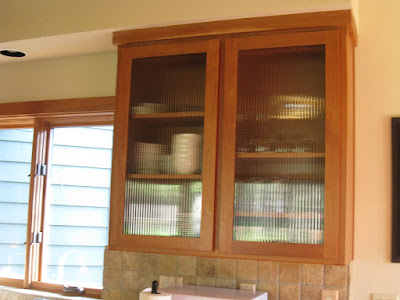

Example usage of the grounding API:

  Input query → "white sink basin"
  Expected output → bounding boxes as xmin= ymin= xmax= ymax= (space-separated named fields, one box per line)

xmin=160 ymin=285 xmax=268 ymax=300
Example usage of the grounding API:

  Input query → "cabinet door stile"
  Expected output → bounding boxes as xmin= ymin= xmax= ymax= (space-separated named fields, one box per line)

xmin=219 ymin=38 xmax=240 ymax=253
xmin=199 ymin=39 xmax=220 ymax=250
xmin=109 ymin=49 xmax=133 ymax=247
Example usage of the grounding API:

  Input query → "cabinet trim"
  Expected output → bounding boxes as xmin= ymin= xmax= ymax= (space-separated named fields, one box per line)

xmin=113 ymin=10 xmax=357 ymax=46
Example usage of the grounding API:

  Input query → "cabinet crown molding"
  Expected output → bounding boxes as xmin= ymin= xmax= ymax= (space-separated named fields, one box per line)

xmin=113 ymin=9 xmax=357 ymax=46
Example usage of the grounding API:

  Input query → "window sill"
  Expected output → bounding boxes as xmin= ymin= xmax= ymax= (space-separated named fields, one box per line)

xmin=0 ymin=285 xmax=100 ymax=300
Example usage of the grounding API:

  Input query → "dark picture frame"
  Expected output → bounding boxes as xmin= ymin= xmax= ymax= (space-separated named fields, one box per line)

xmin=392 ymin=118 xmax=400 ymax=262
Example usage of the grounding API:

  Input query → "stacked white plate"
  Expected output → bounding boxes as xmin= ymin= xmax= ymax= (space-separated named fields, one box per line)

xmin=172 ymin=134 xmax=202 ymax=174
xmin=133 ymin=142 xmax=165 ymax=174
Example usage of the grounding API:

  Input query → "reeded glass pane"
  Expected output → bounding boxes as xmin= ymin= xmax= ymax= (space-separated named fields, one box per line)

xmin=124 ymin=53 xmax=206 ymax=238
xmin=42 ymin=126 xmax=113 ymax=287
xmin=234 ymin=161 xmax=324 ymax=244
xmin=125 ymin=180 xmax=202 ymax=237
xmin=130 ymin=53 xmax=206 ymax=113
xmin=0 ymin=128 xmax=33 ymax=279
xmin=234 ymin=45 xmax=325 ymax=244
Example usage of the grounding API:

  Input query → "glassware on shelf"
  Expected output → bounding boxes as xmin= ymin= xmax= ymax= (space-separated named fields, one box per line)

xmin=235 ymin=96 xmax=325 ymax=154
xmin=266 ymin=95 xmax=325 ymax=120
xmin=236 ymin=135 xmax=322 ymax=154
xmin=233 ymin=178 xmax=324 ymax=244
xmin=124 ymin=180 xmax=202 ymax=237
xmin=235 ymin=45 xmax=326 ymax=155
xmin=131 ymin=103 xmax=205 ymax=115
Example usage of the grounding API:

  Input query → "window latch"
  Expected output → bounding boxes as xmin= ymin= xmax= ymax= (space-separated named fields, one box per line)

xmin=63 ymin=285 xmax=85 ymax=295
xmin=35 ymin=164 xmax=47 ymax=177
xmin=31 ymin=231 xmax=43 ymax=244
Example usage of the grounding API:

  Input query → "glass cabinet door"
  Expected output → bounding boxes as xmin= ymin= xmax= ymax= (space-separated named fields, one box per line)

xmin=126 ymin=53 xmax=206 ymax=239
xmin=234 ymin=45 xmax=325 ymax=244
xmin=220 ymin=31 xmax=340 ymax=258
xmin=110 ymin=40 xmax=219 ymax=251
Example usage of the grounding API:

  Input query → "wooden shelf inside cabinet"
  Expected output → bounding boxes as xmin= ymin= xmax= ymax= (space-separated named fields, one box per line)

xmin=235 ymin=174 xmax=325 ymax=181
xmin=237 ymin=116 xmax=325 ymax=122
xmin=235 ymin=211 xmax=323 ymax=219
xmin=127 ymin=174 xmax=202 ymax=180
xmin=131 ymin=111 xmax=205 ymax=125
xmin=236 ymin=152 xmax=325 ymax=159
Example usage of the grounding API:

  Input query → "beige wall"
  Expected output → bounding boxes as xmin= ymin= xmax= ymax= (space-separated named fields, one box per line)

xmin=0 ymin=52 xmax=117 ymax=103
xmin=7 ymin=0 xmax=400 ymax=299
xmin=0 ymin=0 xmax=351 ymax=43
xmin=351 ymin=0 xmax=400 ymax=299
xmin=350 ymin=0 xmax=359 ymax=28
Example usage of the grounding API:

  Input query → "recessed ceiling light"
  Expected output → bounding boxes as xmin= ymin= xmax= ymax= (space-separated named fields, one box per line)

xmin=0 ymin=50 xmax=26 ymax=58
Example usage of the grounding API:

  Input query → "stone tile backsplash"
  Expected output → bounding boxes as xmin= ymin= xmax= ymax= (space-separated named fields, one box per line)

xmin=103 ymin=250 xmax=349 ymax=300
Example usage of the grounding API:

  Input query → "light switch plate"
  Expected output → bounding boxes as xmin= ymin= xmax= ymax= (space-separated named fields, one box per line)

xmin=372 ymin=294 xmax=399 ymax=300
xmin=322 ymin=289 xmax=339 ymax=300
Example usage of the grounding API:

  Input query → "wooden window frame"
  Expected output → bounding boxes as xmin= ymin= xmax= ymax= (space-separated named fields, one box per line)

xmin=0 ymin=96 xmax=114 ymax=299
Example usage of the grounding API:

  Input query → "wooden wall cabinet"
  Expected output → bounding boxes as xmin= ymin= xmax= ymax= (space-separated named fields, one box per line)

xmin=109 ymin=10 xmax=356 ymax=264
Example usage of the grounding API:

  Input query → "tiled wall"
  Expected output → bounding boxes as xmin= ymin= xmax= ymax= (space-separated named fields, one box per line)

xmin=102 ymin=250 xmax=349 ymax=300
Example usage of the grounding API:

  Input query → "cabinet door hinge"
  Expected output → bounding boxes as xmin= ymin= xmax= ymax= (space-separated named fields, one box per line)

xmin=31 ymin=232 xmax=43 ymax=244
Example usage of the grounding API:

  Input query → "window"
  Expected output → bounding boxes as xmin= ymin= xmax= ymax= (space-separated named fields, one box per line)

xmin=42 ymin=126 xmax=113 ymax=287
xmin=0 ymin=128 xmax=34 ymax=279
xmin=0 ymin=97 xmax=114 ymax=297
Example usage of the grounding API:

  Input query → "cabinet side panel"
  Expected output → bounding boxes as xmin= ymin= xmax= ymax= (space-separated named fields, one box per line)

xmin=333 ymin=29 xmax=355 ymax=265
xmin=343 ymin=30 xmax=355 ymax=264
xmin=323 ymin=30 xmax=341 ymax=260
